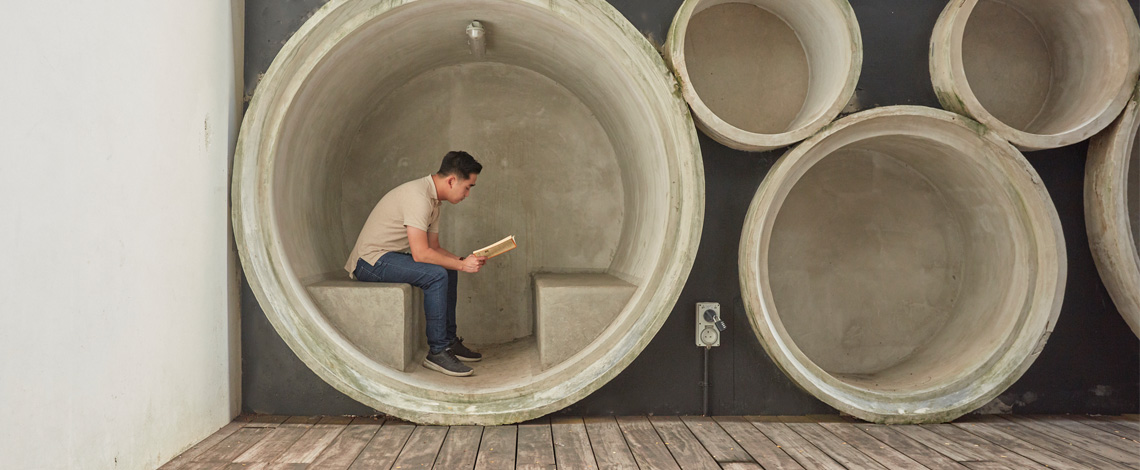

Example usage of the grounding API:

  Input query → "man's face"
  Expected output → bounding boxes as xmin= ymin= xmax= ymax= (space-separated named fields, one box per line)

xmin=448 ymin=173 xmax=477 ymax=204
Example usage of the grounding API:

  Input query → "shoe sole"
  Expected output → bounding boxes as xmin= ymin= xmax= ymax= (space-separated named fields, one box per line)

xmin=422 ymin=359 xmax=473 ymax=377
xmin=456 ymin=355 xmax=482 ymax=362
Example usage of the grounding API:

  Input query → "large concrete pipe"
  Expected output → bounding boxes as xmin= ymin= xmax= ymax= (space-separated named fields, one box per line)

xmin=739 ymin=106 xmax=1066 ymax=423
xmin=1086 ymin=88 xmax=1140 ymax=337
xmin=930 ymin=0 xmax=1140 ymax=151
xmin=665 ymin=0 xmax=862 ymax=152
xmin=233 ymin=0 xmax=704 ymax=425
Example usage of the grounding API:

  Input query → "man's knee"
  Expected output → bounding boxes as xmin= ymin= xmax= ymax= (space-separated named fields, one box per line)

xmin=423 ymin=265 xmax=450 ymax=287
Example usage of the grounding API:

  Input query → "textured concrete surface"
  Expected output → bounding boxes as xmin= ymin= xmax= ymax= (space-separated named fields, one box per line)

xmin=233 ymin=0 xmax=703 ymax=424
xmin=740 ymin=106 xmax=1066 ymax=423
xmin=931 ymin=0 xmax=1140 ymax=150
xmin=1086 ymin=91 xmax=1140 ymax=337
xmin=241 ymin=0 xmax=1140 ymax=420
xmin=307 ymin=280 xmax=426 ymax=371
xmin=341 ymin=63 xmax=623 ymax=344
xmin=534 ymin=274 xmax=637 ymax=369
xmin=666 ymin=0 xmax=862 ymax=151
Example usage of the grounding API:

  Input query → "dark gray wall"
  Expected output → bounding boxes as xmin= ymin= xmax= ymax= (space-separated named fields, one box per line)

xmin=241 ymin=0 xmax=1140 ymax=417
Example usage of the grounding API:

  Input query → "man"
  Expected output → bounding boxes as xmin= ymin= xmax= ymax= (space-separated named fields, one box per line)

xmin=345 ymin=151 xmax=486 ymax=377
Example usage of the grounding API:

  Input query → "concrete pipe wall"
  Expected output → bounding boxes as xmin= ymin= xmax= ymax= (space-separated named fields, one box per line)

xmin=931 ymin=0 xmax=1140 ymax=151
xmin=665 ymin=0 xmax=862 ymax=152
xmin=1086 ymin=88 xmax=1140 ymax=337
xmin=739 ymin=106 xmax=1066 ymax=424
xmin=233 ymin=0 xmax=703 ymax=424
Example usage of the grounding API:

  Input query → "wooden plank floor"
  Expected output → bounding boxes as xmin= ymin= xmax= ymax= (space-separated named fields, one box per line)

xmin=160 ymin=414 xmax=1140 ymax=470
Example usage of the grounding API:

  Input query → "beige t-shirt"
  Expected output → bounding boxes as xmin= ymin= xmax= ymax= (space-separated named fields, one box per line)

xmin=344 ymin=175 xmax=441 ymax=275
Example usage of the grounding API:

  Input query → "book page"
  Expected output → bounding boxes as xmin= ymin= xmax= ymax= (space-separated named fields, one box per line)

xmin=473 ymin=235 xmax=517 ymax=259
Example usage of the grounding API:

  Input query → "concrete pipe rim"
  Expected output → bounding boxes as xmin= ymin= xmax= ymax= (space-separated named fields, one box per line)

xmin=738 ymin=106 xmax=1066 ymax=423
xmin=930 ymin=0 xmax=1140 ymax=151
xmin=1085 ymin=90 xmax=1140 ymax=337
xmin=233 ymin=0 xmax=704 ymax=425
xmin=665 ymin=0 xmax=862 ymax=152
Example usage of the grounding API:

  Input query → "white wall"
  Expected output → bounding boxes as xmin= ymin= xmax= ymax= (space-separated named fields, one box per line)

xmin=0 ymin=1 xmax=243 ymax=469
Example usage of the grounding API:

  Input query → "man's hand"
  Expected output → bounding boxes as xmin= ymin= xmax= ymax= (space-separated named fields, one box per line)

xmin=459 ymin=255 xmax=487 ymax=273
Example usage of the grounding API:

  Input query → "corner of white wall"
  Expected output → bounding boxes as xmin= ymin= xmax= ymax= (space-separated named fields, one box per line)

xmin=0 ymin=1 xmax=244 ymax=468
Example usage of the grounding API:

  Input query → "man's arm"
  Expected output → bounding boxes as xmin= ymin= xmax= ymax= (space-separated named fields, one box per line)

xmin=428 ymin=232 xmax=461 ymax=261
xmin=408 ymin=226 xmax=484 ymax=272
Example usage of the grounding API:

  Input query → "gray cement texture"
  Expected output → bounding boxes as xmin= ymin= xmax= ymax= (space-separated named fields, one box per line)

xmin=240 ymin=0 xmax=1140 ymax=419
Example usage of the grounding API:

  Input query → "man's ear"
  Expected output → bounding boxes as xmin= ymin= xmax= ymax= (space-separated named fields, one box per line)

xmin=446 ymin=174 xmax=457 ymax=188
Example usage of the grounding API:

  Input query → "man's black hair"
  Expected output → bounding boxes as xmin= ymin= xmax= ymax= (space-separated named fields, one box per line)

xmin=437 ymin=151 xmax=482 ymax=179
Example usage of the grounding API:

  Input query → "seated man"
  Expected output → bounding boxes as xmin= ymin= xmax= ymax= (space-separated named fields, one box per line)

xmin=344 ymin=151 xmax=487 ymax=377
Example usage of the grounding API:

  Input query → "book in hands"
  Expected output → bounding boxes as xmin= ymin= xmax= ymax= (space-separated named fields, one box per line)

xmin=473 ymin=235 xmax=517 ymax=259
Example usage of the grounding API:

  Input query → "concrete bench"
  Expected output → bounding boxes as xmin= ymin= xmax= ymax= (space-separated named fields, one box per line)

xmin=306 ymin=279 xmax=426 ymax=372
xmin=534 ymin=273 xmax=637 ymax=369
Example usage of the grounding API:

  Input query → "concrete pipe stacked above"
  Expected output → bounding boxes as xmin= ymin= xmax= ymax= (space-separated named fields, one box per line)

xmin=739 ymin=106 xmax=1067 ymax=424
xmin=1086 ymin=89 xmax=1140 ymax=337
xmin=665 ymin=0 xmax=862 ymax=152
xmin=233 ymin=0 xmax=704 ymax=425
xmin=931 ymin=0 xmax=1140 ymax=151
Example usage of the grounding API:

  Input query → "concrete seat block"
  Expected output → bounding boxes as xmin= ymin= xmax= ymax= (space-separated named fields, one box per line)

xmin=534 ymin=273 xmax=636 ymax=370
xmin=307 ymin=280 xmax=426 ymax=372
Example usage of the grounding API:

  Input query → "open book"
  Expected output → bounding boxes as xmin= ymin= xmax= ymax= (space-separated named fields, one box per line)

xmin=473 ymin=235 xmax=517 ymax=259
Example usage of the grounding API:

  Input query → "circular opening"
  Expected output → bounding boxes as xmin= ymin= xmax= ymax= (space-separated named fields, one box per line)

xmin=770 ymin=134 xmax=1020 ymax=393
xmin=740 ymin=107 xmax=1065 ymax=423
xmin=933 ymin=0 xmax=1140 ymax=149
xmin=236 ymin=0 xmax=702 ymax=424
xmin=668 ymin=0 xmax=861 ymax=150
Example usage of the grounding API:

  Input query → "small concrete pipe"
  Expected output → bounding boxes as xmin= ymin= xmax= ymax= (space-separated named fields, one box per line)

xmin=233 ymin=0 xmax=703 ymax=425
xmin=930 ymin=0 xmax=1140 ymax=151
xmin=665 ymin=0 xmax=862 ymax=152
xmin=739 ymin=106 xmax=1066 ymax=424
xmin=1086 ymin=87 xmax=1140 ymax=337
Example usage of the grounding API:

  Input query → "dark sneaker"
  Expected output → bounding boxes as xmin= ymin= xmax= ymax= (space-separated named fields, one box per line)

xmin=449 ymin=337 xmax=482 ymax=362
xmin=423 ymin=349 xmax=473 ymax=377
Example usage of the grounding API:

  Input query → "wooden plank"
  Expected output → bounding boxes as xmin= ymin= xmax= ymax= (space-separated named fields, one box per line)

xmin=582 ymin=416 xmax=638 ymax=470
xmin=817 ymin=422 xmax=929 ymax=469
xmin=234 ymin=424 xmax=311 ymax=463
xmin=245 ymin=415 xmax=291 ymax=428
xmin=1077 ymin=416 xmax=1140 ymax=441
xmin=551 ymin=417 xmax=598 ymax=469
xmin=192 ymin=427 xmax=274 ymax=463
xmin=1003 ymin=415 xmax=1140 ymax=464
xmin=473 ymin=425 xmax=516 ymax=470
xmin=784 ymin=422 xmax=889 ymax=469
xmin=178 ymin=463 xmax=227 ymax=470
xmin=1100 ymin=415 xmax=1140 ymax=432
xmin=516 ymin=420 xmax=556 ymax=470
xmin=223 ymin=464 xmax=307 ymax=470
xmin=307 ymin=418 xmax=384 ymax=469
xmin=650 ymin=416 xmax=720 ymax=470
xmin=617 ymin=416 xmax=681 ymax=470
xmin=433 ymin=425 xmax=483 ymax=469
xmin=284 ymin=416 xmax=324 ymax=425
xmin=680 ymin=416 xmax=753 ymax=464
xmin=276 ymin=417 xmax=349 ymax=463
xmin=958 ymin=416 xmax=1131 ymax=470
xmin=720 ymin=464 xmax=764 ymax=470
xmin=899 ymin=424 xmax=1042 ymax=468
xmin=948 ymin=421 xmax=1088 ymax=470
xmin=713 ymin=417 xmax=803 ymax=470
xmin=961 ymin=462 xmax=1014 ymax=470
xmin=160 ymin=421 xmax=246 ymax=469
xmin=1029 ymin=415 xmax=1140 ymax=455
xmin=854 ymin=424 xmax=969 ymax=470
xmin=348 ymin=421 xmax=415 ymax=470
xmin=389 ymin=426 xmax=448 ymax=469
xmin=750 ymin=420 xmax=844 ymax=470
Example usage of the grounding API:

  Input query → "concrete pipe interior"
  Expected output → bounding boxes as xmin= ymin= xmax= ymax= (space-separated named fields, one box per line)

xmin=931 ymin=0 xmax=1140 ymax=150
xmin=1086 ymin=94 xmax=1140 ymax=337
xmin=665 ymin=0 xmax=861 ymax=151
xmin=234 ymin=0 xmax=703 ymax=424
xmin=740 ymin=107 xmax=1066 ymax=423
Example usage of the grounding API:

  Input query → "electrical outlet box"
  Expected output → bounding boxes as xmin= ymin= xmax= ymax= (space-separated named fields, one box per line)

xmin=696 ymin=302 xmax=724 ymax=347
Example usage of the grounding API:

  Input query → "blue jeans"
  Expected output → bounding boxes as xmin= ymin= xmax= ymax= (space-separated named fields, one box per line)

xmin=354 ymin=253 xmax=458 ymax=354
